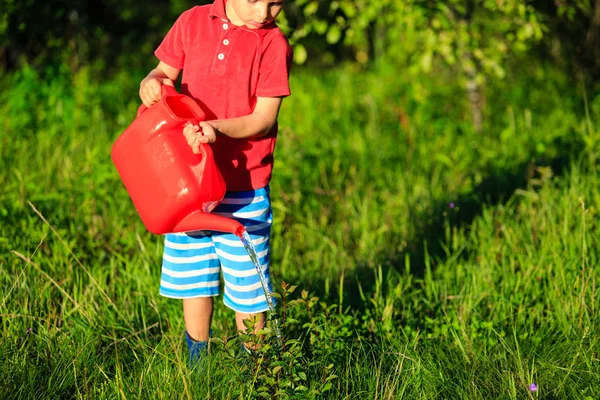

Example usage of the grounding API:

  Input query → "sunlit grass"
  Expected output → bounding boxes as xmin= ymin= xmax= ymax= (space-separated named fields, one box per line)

xmin=0 ymin=61 xmax=599 ymax=399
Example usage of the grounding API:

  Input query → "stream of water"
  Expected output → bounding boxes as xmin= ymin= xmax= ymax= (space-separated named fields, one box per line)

xmin=238 ymin=230 xmax=283 ymax=347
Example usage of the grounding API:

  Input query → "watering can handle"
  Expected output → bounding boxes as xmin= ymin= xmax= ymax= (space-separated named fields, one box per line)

xmin=161 ymin=84 xmax=178 ymax=97
xmin=136 ymin=84 xmax=179 ymax=117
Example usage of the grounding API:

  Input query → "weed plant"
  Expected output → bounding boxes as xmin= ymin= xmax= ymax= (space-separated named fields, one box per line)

xmin=0 ymin=60 xmax=599 ymax=399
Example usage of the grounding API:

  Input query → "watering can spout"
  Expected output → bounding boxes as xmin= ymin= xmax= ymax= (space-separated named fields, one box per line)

xmin=172 ymin=211 xmax=246 ymax=238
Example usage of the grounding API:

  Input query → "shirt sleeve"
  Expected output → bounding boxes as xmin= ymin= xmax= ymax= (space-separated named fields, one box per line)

xmin=154 ymin=9 xmax=193 ymax=69
xmin=256 ymin=33 xmax=293 ymax=98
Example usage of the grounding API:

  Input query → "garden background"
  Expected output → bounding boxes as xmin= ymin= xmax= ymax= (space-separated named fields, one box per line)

xmin=1 ymin=0 xmax=600 ymax=398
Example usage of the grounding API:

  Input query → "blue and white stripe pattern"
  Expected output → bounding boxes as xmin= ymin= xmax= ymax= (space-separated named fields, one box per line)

xmin=159 ymin=186 xmax=275 ymax=314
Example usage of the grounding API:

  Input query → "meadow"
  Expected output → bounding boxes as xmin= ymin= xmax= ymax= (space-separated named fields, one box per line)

xmin=0 ymin=58 xmax=599 ymax=399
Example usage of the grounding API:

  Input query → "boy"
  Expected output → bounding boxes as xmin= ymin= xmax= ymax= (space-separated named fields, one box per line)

xmin=138 ymin=0 xmax=292 ymax=364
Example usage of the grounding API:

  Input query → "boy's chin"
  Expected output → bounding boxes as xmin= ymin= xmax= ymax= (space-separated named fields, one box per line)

xmin=245 ymin=21 xmax=270 ymax=29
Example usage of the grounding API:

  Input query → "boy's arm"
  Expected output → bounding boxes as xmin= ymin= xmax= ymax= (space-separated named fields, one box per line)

xmin=209 ymin=97 xmax=283 ymax=139
xmin=139 ymin=61 xmax=181 ymax=107
xmin=183 ymin=97 xmax=284 ymax=151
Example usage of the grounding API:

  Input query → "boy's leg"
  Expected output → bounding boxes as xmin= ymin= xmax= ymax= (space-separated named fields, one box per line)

xmin=183 ymin=299 xmax=212 ymax=367
xmin=184 ymin=297 xmax=214 ymax=341
xmin=159 ymin=231 xmax=220 ymax=366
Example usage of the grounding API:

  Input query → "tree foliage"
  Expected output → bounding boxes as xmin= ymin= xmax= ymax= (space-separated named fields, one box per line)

xmin=280 ymin=1 xmax=597 ymax=74
xmin=0 ymin=0 xmax=598 ymax=78
xmin=284 ymin=1 xmax=543 ymax=73
xmin=276 ymin=0 xmax=596 ymax=130
xmin=0 ymin=0 xmax=208 ymax=72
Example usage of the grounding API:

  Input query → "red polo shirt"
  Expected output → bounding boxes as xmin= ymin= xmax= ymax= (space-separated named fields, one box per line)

xmin=155 ymin=0 xmax=293 ymax=191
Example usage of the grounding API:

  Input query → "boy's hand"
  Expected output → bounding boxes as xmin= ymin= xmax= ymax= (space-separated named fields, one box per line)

xmin=183 ymin=121 xmax=217 ymax=153
xmin=139 ymin=62 xmax=181 ymax=107
xmin=139 ymin=76 xmax=175 ymax=108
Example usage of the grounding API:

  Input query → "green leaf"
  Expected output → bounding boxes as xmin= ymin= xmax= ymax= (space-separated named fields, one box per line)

xmin=304 ymin=1 xmax=318 ymax=15
xmin=314 ymin=20 xmax=328 ymax=35
xmin=271 ymin=292 xmax=282 ymax=300
xmin=209 ymin=337 xmax=224 ymax=345
xmin=294 ymin=44 xmax=308 ymax=65
xmin=256 ymin=328 xmax=271 ymax=336
xmin=339 ymin=1 xmax=356 ymax=18
xmin=421 ymin=52 xmax=433 ymax=72
xmin=434 ymin=153 xmax=453 ymax=167
xmin=326 ymin=25 xmax=342 ymax=45
xmin=272 ymin=365 xmax=283 ymax=374
xmin=243 ymin=318 xmax=255 ymax=329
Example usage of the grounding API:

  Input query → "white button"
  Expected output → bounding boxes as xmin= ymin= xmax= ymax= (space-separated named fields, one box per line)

xmin=218 ymin=53 xmax=225 ymax=60
xmin=223 ymin=39 xmax=229 ymax=46
xmin=223 ymin=23 xmax=228 ymax=30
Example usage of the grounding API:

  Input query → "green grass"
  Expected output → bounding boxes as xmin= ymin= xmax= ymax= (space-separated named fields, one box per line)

xmin=0 ymin=60 xmax=599 ymax=399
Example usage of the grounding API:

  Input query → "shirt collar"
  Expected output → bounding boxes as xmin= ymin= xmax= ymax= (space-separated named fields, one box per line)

xmin=209 ymin=0 xmax=228 ymax=20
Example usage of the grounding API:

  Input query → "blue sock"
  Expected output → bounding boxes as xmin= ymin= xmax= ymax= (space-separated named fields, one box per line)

xmin=240 ymin=342 xmax=253 ymax=355
xmin=185 ymin=331 xmax=208 ymax=367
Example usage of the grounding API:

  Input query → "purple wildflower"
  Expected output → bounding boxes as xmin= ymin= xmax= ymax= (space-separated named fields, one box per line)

xmin=449 ymin=202 xmax=455 ymax=209
xmin=528 ymin=383 xmax=538 ymax=392
xmin=20 ymin=328 xmax=32 ymax=341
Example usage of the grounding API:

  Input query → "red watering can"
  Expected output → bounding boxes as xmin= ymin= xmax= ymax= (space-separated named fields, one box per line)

xmin=111 ymin=85 xmax=245 ymax=237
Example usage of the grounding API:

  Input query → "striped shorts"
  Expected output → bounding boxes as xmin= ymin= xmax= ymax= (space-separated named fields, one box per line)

xmin=159 ymin=186 xmax=275 ymax=314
